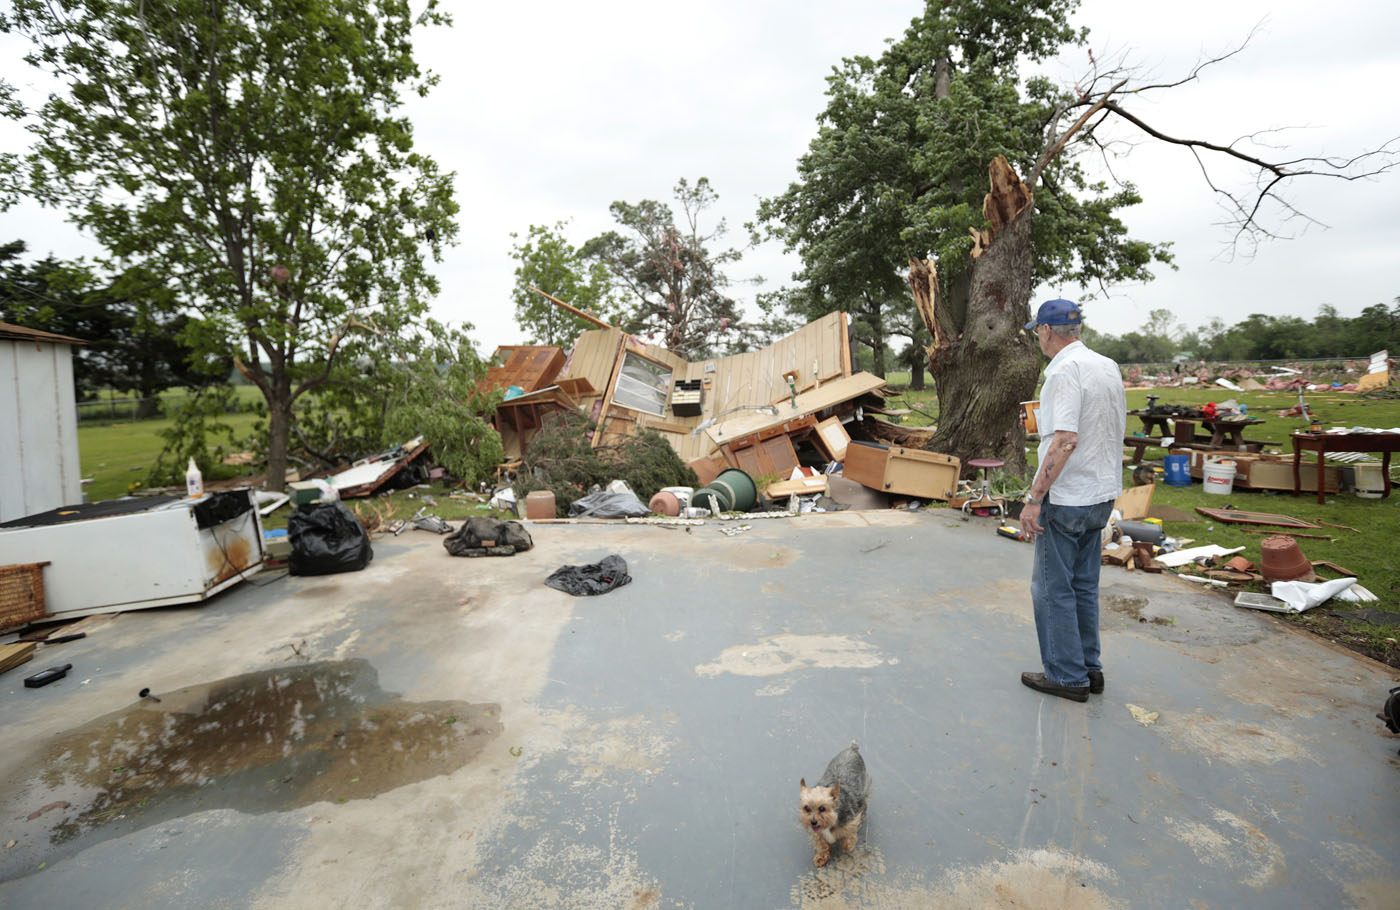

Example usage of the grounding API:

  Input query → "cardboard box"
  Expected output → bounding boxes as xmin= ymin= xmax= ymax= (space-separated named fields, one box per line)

xmin=842 ymin=441 xmax=959 ymax=500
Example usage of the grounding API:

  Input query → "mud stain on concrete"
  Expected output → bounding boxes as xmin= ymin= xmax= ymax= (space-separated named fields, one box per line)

xmin=930 ymin=578 xmax=1030 ymax=622
xmin=1169 ymin=712 xmax=1316 ymax=766
xmin=1164 ymin=809 xmax=1285 ymax=888
xmin=467 ymin=823 xmax=665 ymax=909
xmin=728 ymin=546 xmax=800 ymax=569
xmin=695 ymin=634 xmax=884 ymax=677
xmin=791 ymin=847 xmax=1123 ymax=909
xmin=1322 ymin=841 xmax=1399 ymax=908
xmin=2 ymin=659 xmax=499 ymax=866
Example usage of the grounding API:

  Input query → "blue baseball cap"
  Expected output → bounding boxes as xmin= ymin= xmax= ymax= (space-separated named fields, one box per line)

xmin=1025 ymin=298 xmax=1082 ymax=331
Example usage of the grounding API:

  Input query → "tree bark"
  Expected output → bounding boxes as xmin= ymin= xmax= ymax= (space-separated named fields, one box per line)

xmin=909 ymin=358 xmax=926 ymax=390
xmin=266 ymin=390 xmax=292 ymax=493
xmin=912 ymin=156 xmax=1042 ymax=478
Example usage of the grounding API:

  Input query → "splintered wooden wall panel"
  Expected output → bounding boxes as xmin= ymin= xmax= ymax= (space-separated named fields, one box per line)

xmin=563 ymin=328 xmax=624 ymax=413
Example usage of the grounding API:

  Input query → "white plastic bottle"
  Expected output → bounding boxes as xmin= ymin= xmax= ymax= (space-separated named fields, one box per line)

xmin=186 ymin=457 xmax=204 ymax=498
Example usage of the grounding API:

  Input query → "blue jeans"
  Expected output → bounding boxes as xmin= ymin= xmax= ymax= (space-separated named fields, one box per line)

xmin=1031 ymin=500 xmax=1116 ymax=687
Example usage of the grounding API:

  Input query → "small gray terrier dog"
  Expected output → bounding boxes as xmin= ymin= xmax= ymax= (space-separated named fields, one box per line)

xmin=798 ymin=741 xmax=871 ymax=866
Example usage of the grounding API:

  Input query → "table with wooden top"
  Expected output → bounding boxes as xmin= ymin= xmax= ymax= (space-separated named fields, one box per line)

xmin=1292 ymin=431 xmax=1400 ymax=504
xmin=1125 ymin=412 xmax=1271 ymax=459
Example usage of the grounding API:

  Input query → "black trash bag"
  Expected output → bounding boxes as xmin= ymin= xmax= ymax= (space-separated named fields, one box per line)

xmin=1381 ymin=686 xmax=1400 ymax=734
xmin=567 ymin=490 xmax=650 ymax=518
xmin=444 ymin=516 xmax=534 ymax=558
xmin=544 ymin=554 xmax=632 ymax=596
xmin=288 ymin=501 xmax=374 ymax=576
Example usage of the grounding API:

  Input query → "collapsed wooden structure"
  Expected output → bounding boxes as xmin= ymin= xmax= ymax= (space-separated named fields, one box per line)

xmin=480 ymin=305 xmax=961 ymax=500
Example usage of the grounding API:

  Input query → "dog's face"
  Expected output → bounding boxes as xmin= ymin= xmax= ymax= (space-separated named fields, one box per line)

xmin=799 ymin=778 xmax=840 ymax=834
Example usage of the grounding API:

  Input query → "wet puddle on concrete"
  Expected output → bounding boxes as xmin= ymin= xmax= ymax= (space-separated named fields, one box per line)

xmin=2 ymin=659 xmax=498 ymax=876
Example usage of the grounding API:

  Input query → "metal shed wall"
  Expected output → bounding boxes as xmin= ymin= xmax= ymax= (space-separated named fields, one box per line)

xmin=0 ymin=338 xmax=82 ymax=522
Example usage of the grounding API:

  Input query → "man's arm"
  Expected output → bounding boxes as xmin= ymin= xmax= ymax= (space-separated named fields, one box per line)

xmin=1019 ymin=430 xmax=1078 ymax=538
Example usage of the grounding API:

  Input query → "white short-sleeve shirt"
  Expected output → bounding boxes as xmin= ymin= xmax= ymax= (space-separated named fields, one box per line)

xmin=1036 ymin=340 xmax=1128 ymax=506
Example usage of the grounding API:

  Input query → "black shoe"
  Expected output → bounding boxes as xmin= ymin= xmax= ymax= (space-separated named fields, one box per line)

xmin=1021 ymin=671 xmax=1090 ymax=703
xmin=1088 ymin=670 xmax=1104 ymax=695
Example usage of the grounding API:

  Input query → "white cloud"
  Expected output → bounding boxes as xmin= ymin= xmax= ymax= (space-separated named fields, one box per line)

xmin=3 ymin=0 xmax=1396 ymax=350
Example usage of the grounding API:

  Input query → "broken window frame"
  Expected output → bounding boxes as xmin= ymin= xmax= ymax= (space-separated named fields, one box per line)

xmin=611 ymin=350 xmax=672 ymax=417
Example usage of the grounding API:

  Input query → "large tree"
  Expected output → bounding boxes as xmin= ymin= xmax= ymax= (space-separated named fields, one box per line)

xmin=762 ymin=0 xmax=1396 ymax=473
xmin=582 ymin=178 xmax=749 ymax=359
xmin=5 ymin=0 xmax=459 ymax=490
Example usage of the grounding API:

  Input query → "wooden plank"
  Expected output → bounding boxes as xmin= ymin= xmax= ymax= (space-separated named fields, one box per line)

xmin=1194 ymin=507 xmax=1321 ymax=529
xmin=590 ymin=332 xmax=629 ymax=447
xmin=834 ymin=308 xmax=845 ymax=372
xmin=0 ymin=641 xmax=36 ymax=675
xmin=529 ymin=285 xmax=613 ymax=328
xmin=764 ymin=475 xmax=829 ymax=498
xmin=639 ymin=418 xmax=690 ymax=435
xmin=708 ymin=372 xmax=887 ymax=444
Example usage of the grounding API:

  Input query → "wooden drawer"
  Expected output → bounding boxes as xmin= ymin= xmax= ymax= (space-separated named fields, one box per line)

xmin=842 ymin=441 xmax=959 ymax=500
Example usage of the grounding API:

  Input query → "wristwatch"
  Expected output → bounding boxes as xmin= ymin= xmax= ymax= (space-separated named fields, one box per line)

xmin=1024 ymin=495 xmax=1043 ymax=505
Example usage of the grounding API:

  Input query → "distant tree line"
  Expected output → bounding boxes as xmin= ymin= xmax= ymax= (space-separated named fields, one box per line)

xmin=1083 ymin=301 xmax=1400 ymax=365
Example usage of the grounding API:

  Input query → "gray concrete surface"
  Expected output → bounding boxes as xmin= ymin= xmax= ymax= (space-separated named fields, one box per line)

xmin=2 ymin=510 xmax=1398 ymax=908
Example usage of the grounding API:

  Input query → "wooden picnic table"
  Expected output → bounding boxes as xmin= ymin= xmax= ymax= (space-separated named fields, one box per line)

xmin=1127 ymin=411 xmax=1270 ymax=450
xmin=1292 ymin=431 xmax=1400 ymax=504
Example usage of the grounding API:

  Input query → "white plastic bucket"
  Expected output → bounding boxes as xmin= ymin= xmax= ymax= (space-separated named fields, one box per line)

xmin=1202 ymin=458 xmax=1237 ymax=495
xmin=1354 ymin=463 xmax=1385 ymax=499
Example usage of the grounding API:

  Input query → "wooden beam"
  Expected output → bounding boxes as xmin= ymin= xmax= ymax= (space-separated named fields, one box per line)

xmin=529 ymin=286 xmax=613 ymax=329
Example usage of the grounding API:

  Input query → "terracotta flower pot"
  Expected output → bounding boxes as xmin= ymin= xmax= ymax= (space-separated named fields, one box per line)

xmin=1259 ymin=536 xmax=1315 ymax=583
xmin=648 ymin=491 xmax=681 ymax=516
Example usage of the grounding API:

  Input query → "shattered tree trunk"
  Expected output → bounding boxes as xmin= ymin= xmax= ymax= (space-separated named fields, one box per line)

xmin=911 ymin=156 xmax=1042 ymax=477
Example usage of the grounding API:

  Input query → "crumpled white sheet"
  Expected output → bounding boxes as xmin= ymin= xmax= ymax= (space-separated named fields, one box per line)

xmin=1269 ymin=577 xmax=1357 ymax=613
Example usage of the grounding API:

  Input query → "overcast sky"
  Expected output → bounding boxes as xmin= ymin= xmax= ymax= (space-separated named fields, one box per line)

xmin=4 ymin=0 xmax=1398 ymax=352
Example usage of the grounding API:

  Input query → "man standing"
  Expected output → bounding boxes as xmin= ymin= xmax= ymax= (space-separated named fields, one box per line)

xmin=1018 ymin=299 xmax=1127 ymax=702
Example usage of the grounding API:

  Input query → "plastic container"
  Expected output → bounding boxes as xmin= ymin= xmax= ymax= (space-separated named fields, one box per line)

xmin=1163 ymin=454 xmax=1191 ymax=487
xmin=693 ymin=468 xmax=757 ymax=515
xmin=1202 ymin=458 xmax=1236 ymax=495
xmin=1117 ymin=519 xmax=1165 ymax=544
xmin=523 ymin=490 xmax=557 ymax=519
xmin=185 ymin=457 xmax=204 ymax=498
xmin=1354 ymin=463 xmax=1385 ymax=499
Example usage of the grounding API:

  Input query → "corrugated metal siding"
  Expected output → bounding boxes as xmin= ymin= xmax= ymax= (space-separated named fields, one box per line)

xmin=0 ymin=339 xmax=83 ymax=522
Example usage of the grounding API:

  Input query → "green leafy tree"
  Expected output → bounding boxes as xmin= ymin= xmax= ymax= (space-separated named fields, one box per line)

xmin=508 ymin=221 xmax=620 ymax=345
xmin=760 ymin=0 xmax=1396 ymax=472
xmin=583 ymin=178 xmax=750 ymax=359
xmin=5 ymin=0 xmax=460 ymax=491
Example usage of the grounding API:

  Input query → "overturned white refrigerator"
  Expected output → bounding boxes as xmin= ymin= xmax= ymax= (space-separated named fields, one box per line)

xmin=0 ymin=490 xmax=267 ymax=622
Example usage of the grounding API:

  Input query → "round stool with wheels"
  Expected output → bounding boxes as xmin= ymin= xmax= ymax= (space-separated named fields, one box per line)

xmin=962 ymin=457 xmax=1007 ymax=518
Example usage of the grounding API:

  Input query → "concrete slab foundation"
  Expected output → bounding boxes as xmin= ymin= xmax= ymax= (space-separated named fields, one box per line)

xmin=2 ymin=510 xmax=1397 ymax=908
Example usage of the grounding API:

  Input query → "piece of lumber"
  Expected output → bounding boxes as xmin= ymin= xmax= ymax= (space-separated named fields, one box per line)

xmin=1316 ymin=520 xmax=1360 ymax=533
xmin=764 ymin=476 xmax=829 ymax=498
xmin=1238 ymin=528 xmax=1333 ymax=541
xmin=0 ymin=641 xmax=37 ymax=675
xmin=1194 ymin=507 xmax=1322 ymax=529
xmin=1310 ymin=560 xmax=1359 ymax=578
xmin=529 ymin=286 xmax=612 ymax=329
